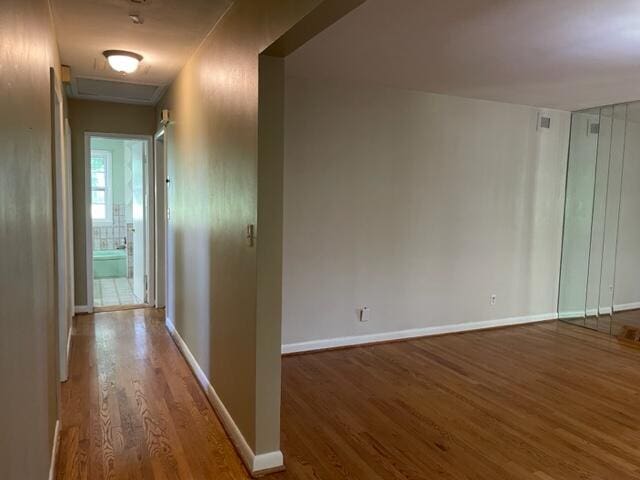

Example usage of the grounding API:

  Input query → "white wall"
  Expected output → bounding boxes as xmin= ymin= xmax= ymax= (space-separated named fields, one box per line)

xmin=282 ymin=75 xmax=571 ymax=348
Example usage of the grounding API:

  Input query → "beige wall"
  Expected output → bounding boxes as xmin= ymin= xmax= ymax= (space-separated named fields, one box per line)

xmin=282 ymin=75 xmax=571 ymax=347
xmin=256 ymin=54 xmax=285 ymax=455
xmin=0 ymin=0 xmax=62 ymax=478
xmin=68 ymin=99 xmax=156 ymax=305
xmin=155 ymin=0 xmax=329 ymax=460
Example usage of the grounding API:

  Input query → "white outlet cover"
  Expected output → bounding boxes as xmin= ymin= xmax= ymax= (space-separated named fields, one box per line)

xmin=360 ymin=307 xmax=370 ymax=322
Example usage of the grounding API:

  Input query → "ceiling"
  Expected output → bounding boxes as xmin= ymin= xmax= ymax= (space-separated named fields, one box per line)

xmin=51 ymin=0 xmax=231 ymax=105
xmin=286 ymin=0 xmax=640 ymax=111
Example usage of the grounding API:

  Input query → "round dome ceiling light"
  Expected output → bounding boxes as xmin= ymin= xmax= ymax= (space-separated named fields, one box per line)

xmin=103 ymin=50 xmax=143 ymax=74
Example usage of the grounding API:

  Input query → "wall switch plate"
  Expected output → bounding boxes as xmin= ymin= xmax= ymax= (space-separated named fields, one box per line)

xmin=360 ymin=306 xmax=370 ymax=322
xmin=490 ymin=294 xmax=497 ymax=306
xmin=246 ymin=224 xmax=256 ymax=247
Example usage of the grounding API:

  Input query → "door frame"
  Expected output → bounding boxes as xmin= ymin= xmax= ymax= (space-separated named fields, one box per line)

xmin=51 ymin=69 xmax=72 ymax=382
xmin=154 ymin=128 xmax=167 ymax=309
xmin=84 ymin=132 xmax=154 ymax=312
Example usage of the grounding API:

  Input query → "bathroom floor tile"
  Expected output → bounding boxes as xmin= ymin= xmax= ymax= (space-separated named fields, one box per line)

xmin=93 ymin=277 xmax=143 ymax=308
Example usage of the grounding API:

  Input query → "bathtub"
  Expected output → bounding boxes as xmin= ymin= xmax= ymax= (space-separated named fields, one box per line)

xmin=93 ymin=249 xmax=127 ymax=278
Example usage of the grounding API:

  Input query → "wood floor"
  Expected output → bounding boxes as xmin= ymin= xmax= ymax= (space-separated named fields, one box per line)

xmin=58 ymin=309 xmax=640 ymax=479
xmin=56 ymin=308 xmax=249 ymax=479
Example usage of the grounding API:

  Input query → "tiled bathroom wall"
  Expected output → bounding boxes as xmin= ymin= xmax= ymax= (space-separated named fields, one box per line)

xmin=92 ymin=203 xmax=135 ymax=278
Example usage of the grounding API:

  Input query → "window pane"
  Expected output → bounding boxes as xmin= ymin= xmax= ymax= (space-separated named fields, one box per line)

xmin=91 ymin=172 xmax=105 ymax=188
xmin=92 ymin=204 xmax=106 ymax=220
xmin=91 ymin=156 xmax=105 ymax=171
xmin=92 ymin=190 xmax=105 ymax=204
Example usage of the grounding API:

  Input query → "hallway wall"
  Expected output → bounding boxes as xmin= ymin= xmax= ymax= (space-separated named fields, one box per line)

xmin=0 ymin=0 xmax=64 ymax=478
xmin=68 ymin=99 xmax=156 ymax=306
xmin=155 ymin=0 xmax=333 ymax=464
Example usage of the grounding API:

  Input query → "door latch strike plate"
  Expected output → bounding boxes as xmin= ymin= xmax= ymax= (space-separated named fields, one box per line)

xmin=246 ymin=224 xmax=256 ymax=247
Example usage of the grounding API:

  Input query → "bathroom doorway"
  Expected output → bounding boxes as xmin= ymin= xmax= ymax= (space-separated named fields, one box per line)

xmin=85 ymin=133 xmax=152 ymax=311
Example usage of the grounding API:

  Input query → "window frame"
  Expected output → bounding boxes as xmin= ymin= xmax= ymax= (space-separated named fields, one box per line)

xmin=90 ymin=149 xmax=113 ymax=225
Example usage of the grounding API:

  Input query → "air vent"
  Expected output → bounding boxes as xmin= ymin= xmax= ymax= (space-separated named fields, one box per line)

xmin=589 ymin=123 xmax=600 ymax=135
xmin=74 ymin=77 xmax=161 ymax=103
xmin=539 ymin=116 xmax=551 ymax=129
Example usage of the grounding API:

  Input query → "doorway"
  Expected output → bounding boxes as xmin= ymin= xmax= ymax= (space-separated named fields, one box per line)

xmin=85 ymin=133 xmax=152 ymax=311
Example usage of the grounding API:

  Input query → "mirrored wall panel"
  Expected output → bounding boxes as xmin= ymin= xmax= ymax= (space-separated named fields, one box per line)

xmin=559 ymin=108 xmax=601 ymax=323
xmin=559 ymin=100 xmax=640 ymax=338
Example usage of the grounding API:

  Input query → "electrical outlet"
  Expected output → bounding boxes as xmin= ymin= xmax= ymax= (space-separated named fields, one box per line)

xmin=490 ymin=294 xmax=497 ymax=306
xmin=359 ymin=306 xmax=370 ymax=322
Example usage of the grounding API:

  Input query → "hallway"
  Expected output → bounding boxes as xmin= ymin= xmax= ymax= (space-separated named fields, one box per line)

xmin=56 ymin=309 xmax=249 ymax=479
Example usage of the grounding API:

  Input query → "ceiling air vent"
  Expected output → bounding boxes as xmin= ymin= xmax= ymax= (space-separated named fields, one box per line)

xmin=539 ymin=116 xmax=551 ymax=129
xmin=73 ymin=77 xmax=162 ymax=104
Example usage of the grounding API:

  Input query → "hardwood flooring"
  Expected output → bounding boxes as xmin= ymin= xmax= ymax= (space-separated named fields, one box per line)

xmin=276 ymin=321 xmax=640 ymax=480
xmin=56 ymin=308 xmax=249 ymax=479
xmin=58 ymin=309 xmax=640 ymax=479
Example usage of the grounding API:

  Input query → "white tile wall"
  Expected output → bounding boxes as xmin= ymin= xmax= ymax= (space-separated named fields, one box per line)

xmin=92 ymin=203 xmax=135 ymax=279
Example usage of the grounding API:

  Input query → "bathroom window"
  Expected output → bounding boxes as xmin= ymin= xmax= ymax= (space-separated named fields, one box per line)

xmin=91 ymin=150 xmax=112 ymax=224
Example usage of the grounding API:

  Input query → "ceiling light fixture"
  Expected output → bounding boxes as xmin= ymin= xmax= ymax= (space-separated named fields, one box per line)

xmin=103 ymin=50 xmax=143 ymax=74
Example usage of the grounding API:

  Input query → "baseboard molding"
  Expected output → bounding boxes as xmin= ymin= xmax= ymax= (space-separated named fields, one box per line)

xmin=282 ymin=312 xmax=559 ymax=354
xmin=614 ymin=302 xmax=640 ymax=313
xmin=74 ymin=305 xmax=90 ymax=314
xmin=62 ymin=323 xmax=73 ymax=383
xmin=165 ymin=317 xmax=283 ymax=476
xmin=48 ymin=419 xmax=60 ymax=480
xmin=560 ymin=304 xmax=640 ymax=318
xmin=558 ymin=311 xmax=585 ymax=320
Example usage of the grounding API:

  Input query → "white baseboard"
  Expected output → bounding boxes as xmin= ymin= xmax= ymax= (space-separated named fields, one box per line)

xmin=559 ymin=311 xmax=585 ymax=319
xmin=560 ymin=304 xmax=640 ymax=317
xmin=67 ymin=322 xmax=73 ymax=357
xmin=74 ymin=305 xmax=90 ymax=314
xmin=62 ymin=324 xmax=73 ymax=383
xmin=614 ymin=302 xmax=640 ymax=312
xmin=165 ymin=317 xmax=283 ymax=476
xmin=48 ymin=419 xmax=60 ymax=480
xmin=282 ymin=312 xmax=559 ymax=354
